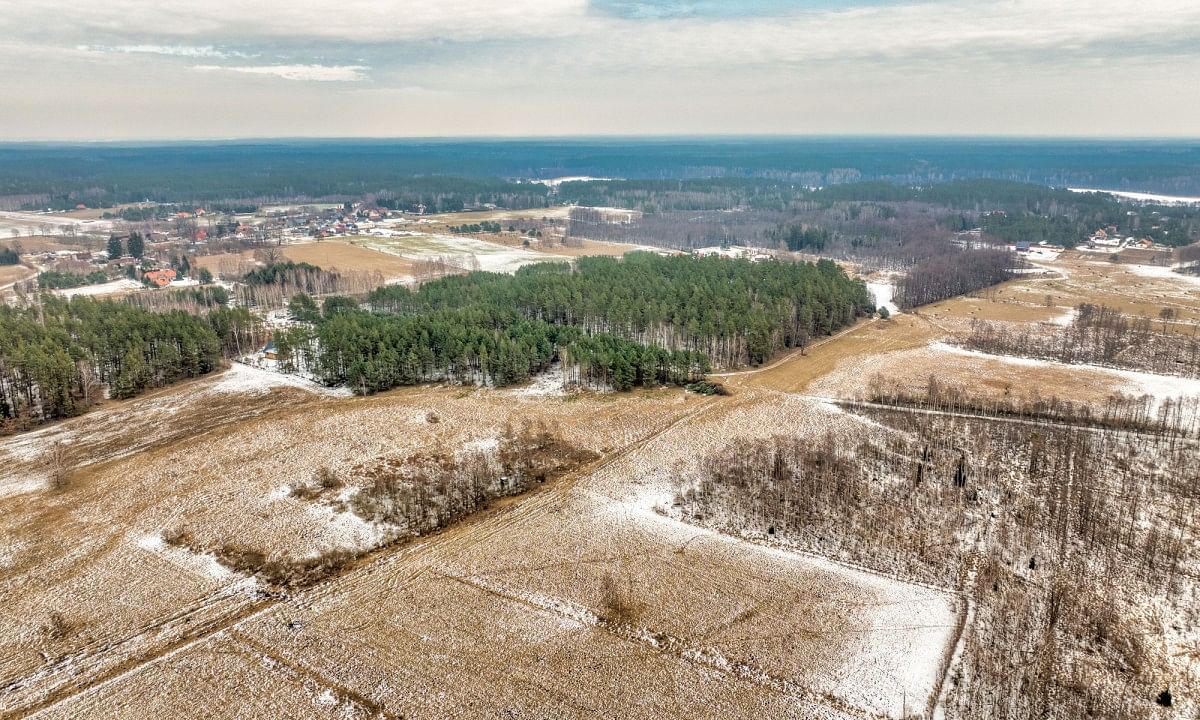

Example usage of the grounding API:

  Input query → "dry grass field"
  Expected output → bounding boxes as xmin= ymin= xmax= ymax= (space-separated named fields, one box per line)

xmin=5 ymin=248 xmax=1199 ymax=719
xmin=0 ymin=264 xmax=35 ymax=288
xmin=193 ymin=242 xmax=419 ymax=282
xmin=281 ymin=241 xmax=420 ymax=279
xmin=1 ymin=363 xmax=957 ymax=719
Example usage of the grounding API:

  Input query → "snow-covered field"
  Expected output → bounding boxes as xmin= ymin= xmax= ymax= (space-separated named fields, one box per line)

xmin=54 ymin=278 xmax=143 ymax=298
xmin=867 ymin=280 xmax=900 ymax=314
xmin=931 ymin=341 xmax=1200 ymax=408
xmin=357 ymin=229 xmax=567 ymax=273
xmin=0 ymin=367 xmax=958 ymax=718
xmin=0 ymin=210 xmax=113 ymax=237
xmin=1123 ymin=261 xmax=1200 ymax=286
xmin=1068 ymin=187 xmax=1200 ymax=206
xmin=210 ymin=362 xmax=353 ymax=397
xmin=531 ymin=175 xmax=612 ymax=186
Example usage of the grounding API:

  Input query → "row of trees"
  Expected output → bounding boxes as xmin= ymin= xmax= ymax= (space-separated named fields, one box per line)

xmin=36 ymin=269 xmax=109 ymax=290
xmin=236 ymin=261 xmax=384 ymax=310
xmin=273 ymin=302 xmax=711 ymax=394
xmin=963 ymin=304 xmax=1200 ymax=378
xmin=107 ymin=231 xmax=145 ymax=259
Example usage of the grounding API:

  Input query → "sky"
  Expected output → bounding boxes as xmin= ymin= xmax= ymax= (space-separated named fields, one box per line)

xmin=0 ymin=0 xmax=1197 ymax=140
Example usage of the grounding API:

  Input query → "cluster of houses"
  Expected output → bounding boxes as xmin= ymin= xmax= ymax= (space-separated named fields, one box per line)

xmin=1082 ymin=227 xmax=1155 ymax=250
xmin=298 ymin=202 xmax=430 ymax=241
xmin=694 ymin=246 xmax=774 ymax=262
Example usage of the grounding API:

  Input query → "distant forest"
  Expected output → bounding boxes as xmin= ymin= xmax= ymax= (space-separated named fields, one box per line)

xmin=566 ymin=179 xmax=1200 ymax=265
xmin=2 ymin=138 xmax=1199 ymax=209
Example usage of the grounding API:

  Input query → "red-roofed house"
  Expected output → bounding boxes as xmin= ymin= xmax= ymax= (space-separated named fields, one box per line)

xmin=144 ymin=268 xmax=177 ymax=287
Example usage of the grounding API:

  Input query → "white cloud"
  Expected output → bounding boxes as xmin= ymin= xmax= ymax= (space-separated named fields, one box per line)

xmin=1 ymin=0 xmax=591 ymax=43
xmin=192 ymin=64 xmax=369 ymax=82
xmin=79 ymin=44 xmax=256 ymax=59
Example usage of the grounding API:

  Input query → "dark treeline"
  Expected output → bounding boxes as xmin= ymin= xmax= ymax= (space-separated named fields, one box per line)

xmin=366 ymin=253 xmax=873 ymax=367
xmin=963 ymin=303 xmax=1200 ymax=378
xmin=565 ymin=180 xmax=1198 ymax=271
xmin=895 ymin=248 xmax=1015 ymax=308
xmin=0 ymin=246 xmax=19 ymax=265
xmin=568 ymin=201 xmax=963 ymax=271
xmin=0 ymin=298 xmax=254 ymax=432
xmin=275 ymin=303 xmax=709 ymax=393
xmin=269 ymin=253 xmax=867 ymax=395
xmin=677 ymin=408 xmax=1198 ymax=719
xmin=6 ymin=140 xmax=1200 ymax=211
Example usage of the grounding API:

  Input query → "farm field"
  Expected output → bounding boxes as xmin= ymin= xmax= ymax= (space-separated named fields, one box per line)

xmin=0 ymin=211 xmax=112 ymax=238
xmin=351 ymin=229 xmax=569 ymax=273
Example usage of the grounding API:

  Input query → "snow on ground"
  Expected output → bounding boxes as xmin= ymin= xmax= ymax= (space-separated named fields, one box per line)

xmin=133 ymin=532 xmax=242 ymax=581
xmin=1123 ymin=262 xmax=1200 ymax=286
xmin=55 ymin=279 xmax=143 ymax=298
xmin=209 ymin=363 xmax=353 ymax=397
xmin=531 ymin=176 xmax=612 ymax=186
xmin=595 ymin=488 xmax=957 ymax=717
xmin=508 ymin=364 xmax=567 ymax=397
xmin=867 ymin=281 xmax=900 ymax=315
xmin=0 ymin=210 xmax=113 ymax=237
xmin=1049 ymin=308 xmax=1076 ymax=326
xmin=932 ymin=342 xmax=1200 ymax=407
xmin=301 ymin=501 xmax=387 ymax=552
xmin=1068 ymin=188 xmax=1200 ymax=206
xmin=359 ymin=230 xmax=567 ymax=274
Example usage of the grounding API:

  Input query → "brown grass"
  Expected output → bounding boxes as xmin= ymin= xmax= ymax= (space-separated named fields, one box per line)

xmin=279 ymin=241 xmax=418 ymax=279
xmin=736 ymin=314 xmax=940 ymax=393
xmin=2 ymin=235 xmax=84 ymax=253
xmin=0 ymin=264 xmax=35 ymax=287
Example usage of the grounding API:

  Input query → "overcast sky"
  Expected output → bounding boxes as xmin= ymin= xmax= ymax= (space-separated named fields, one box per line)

xmin=1 ymin=0 xmax=1197 ymax=140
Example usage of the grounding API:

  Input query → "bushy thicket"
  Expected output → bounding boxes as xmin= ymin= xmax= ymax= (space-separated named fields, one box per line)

xmin=679 ymin=410 xmax=1197 ymax=719
xmin=896 ymin=248 xmax=1015 ymax=308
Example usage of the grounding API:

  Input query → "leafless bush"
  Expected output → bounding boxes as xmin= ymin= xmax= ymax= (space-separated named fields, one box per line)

xmin=599 ymin=571 xmax=643 ymax=626
xmin=41 ymin=612 xmax=71 ymax=641
xmin=45 ymin=441 xmax=70 ymax=491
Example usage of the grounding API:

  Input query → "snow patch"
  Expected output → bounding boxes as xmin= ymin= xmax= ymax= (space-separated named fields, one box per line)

xmin=1068 ymin=188 xmax=1200 ymax=206
xmin=508 ymin=364 xmax=567 ymax=397
xmin=931 ymin=342 xmax=1200 ymax=407
xmin=867 ymin=281 xmax=900 ymax=315
xmin=55 ymin=279 xmax=142 ymax=298
xmin=210 ymin=363 xmax=352 ymax=397
xmin=1123 ymin=263 xmax=1200 ymax=287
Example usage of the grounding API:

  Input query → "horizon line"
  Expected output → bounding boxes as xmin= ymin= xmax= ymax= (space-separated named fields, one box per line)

xmin=3 ymin=133 xmax=1200 ymax=146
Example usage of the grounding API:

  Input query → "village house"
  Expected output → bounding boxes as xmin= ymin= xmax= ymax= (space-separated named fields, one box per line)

xmin=143 ymin=268 xmax=178 ymax=288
